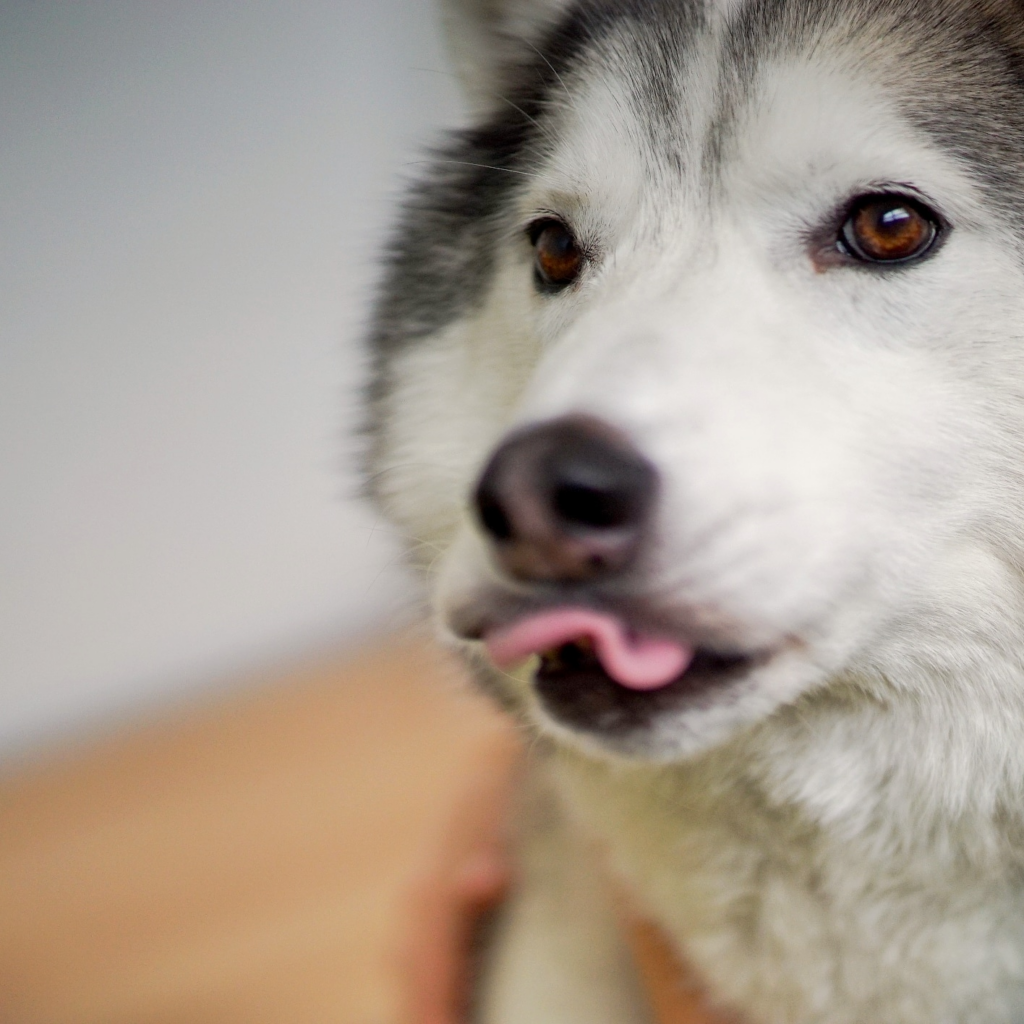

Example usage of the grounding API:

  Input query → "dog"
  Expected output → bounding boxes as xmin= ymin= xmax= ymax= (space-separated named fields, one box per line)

xmin=366 ymin=1 xmax=1024 ymax=1019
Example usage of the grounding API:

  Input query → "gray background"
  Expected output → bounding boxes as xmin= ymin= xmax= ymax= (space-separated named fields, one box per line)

xmin=0 ymin=1 xmax=463 ymax=753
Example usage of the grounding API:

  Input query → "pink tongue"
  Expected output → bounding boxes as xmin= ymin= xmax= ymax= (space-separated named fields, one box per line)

xmin=484 ymin=608 xmax=693 ymax=692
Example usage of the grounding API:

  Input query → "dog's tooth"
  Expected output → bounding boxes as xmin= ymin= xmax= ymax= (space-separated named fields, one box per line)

xmin=540 ymin=648 xmax=562 ymax=670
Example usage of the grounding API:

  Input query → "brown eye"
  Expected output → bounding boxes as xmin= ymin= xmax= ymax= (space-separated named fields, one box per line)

xmin=530 ymin=219 xmax=583 ymax=290
xmin=840 ymin=194 xmax=940 ymax=264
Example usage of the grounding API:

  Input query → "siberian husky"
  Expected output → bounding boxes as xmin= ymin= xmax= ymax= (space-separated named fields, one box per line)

xmin=366 ymin=1 xmax=1024 ymax=1020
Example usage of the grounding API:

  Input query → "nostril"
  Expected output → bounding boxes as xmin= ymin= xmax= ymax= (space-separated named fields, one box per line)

xmin=476 ymin=485 xmax=513 ymax=541
xmin=547 ymin=438 xmax=655 ymax=534
xmin=552 ymin=481 xmax=634 ymax=530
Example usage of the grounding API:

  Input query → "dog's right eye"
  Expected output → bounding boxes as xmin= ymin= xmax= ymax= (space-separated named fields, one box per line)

xmin=528 ymin=219 xmax=584 ymax=291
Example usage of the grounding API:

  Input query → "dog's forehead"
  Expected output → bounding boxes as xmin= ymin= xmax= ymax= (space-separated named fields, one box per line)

xmin=368 ymin=0 xmax=1024 ymax=366
xmin=546 ymin=0 xmax=1024 ymax=203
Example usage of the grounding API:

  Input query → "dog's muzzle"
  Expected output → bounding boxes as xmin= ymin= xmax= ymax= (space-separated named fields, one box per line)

xmin=458 ymin=414 xmax=761 ymax=748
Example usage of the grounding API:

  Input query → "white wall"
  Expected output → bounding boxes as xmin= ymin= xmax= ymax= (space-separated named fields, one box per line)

xmin=0 ymin=1 xmax=464 ymax=753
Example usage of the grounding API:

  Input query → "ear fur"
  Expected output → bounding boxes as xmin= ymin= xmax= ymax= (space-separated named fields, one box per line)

xmin=440 ymin=0 xmax=575 ymax=113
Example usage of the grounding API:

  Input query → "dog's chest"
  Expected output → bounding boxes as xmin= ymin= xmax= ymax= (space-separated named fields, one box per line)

xmin=552 ymin=752 xmax=1024 ymax=1024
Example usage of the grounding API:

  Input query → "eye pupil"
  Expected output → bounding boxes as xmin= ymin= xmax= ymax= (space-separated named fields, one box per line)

xmin=531 ymin=220 xmax=583 ymax=289
xmin=841 ymin=194 xmax=939 ymax=264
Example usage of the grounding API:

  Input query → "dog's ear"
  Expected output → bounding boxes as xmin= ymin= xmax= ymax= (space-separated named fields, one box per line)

xmin=440 ymin=0 xmax=574 ymax=113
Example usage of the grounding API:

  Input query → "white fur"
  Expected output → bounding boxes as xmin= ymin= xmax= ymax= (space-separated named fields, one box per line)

xmin=375 ymin=7 xmax=1024 ymax=1021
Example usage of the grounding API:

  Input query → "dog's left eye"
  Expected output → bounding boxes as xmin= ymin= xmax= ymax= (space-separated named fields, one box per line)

xmin=839 ymin=194 xmax=941 ymax=264
xmin=529 ymin=219 xmax=584 ymax=291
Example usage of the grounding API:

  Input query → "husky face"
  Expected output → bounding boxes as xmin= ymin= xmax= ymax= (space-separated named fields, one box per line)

xmin=369 ymin=0 xmax=1024 ymax=762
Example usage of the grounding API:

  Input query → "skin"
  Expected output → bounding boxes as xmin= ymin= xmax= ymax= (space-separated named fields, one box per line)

xmin=401 ymin=735 xmax=519 ymax=1024
xmin=400 ymin=737 xmax=735 ymax=1024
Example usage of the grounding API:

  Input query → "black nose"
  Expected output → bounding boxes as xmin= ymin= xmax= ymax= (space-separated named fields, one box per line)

xmin=473 ymin=415 xmax=657 ymax=583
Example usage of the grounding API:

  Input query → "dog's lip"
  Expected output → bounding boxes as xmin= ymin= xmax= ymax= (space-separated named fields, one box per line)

xmin=451 ymin=598 xmax=795 ymax=744
xmin=452 ymin=596 xmax=742 ymax=651
xmin=452 ymin=599 xmax=761 ymax=687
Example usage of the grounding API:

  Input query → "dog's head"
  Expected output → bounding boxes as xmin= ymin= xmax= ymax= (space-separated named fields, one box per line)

xmin=368 ymin=0 xmax=1024 ymax=764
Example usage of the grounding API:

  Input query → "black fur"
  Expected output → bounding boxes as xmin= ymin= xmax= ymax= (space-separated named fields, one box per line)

xmin=366 ymin=0 xmax=706 ymax=363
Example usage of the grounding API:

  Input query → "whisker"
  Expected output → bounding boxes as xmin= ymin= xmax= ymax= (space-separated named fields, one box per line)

xmin=522 ymin=38 xmax=579 ymax=114
xmin=365 ymin=462 xmax=453 ymax=486
xmin=427 ymin=552 xmax=447 ymax=575
xmin=427 ymin=158 xmax=541 ymax=179
xmin=495 ymin=94 xmax=546 ymax=133
xmin=409 ymin=537 xmax=447 ymax=558
xmin=364 ymin=553 xmax=407 ymax=594
xmin=409 ymin=65 xmax=460 ymax=81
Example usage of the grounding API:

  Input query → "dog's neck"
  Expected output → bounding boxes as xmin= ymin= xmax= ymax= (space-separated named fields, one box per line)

xmin=552 ymin=668 xmax=1024 ymax=1021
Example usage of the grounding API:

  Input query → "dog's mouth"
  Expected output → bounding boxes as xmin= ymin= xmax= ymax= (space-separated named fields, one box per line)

xmin=483 ymin=608 xmax=755 ymax=738
xmin=486 ymin=608 xmax=694 ymax=690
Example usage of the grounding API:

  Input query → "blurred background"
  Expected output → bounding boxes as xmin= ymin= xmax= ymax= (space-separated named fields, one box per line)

xmin=0 ymin=4 xmax=511 ymax=1022
xmin=1 ymin=0 xmax=463 ymax=755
